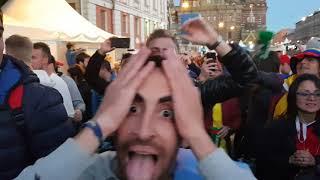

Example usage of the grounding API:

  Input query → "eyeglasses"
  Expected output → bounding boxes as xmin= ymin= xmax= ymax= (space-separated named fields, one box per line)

xmin=296 ymin=92 xmax=320 ymax=99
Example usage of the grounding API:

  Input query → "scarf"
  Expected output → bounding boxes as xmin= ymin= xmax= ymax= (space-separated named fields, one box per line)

xmin=273 ymin=74 xmax=297 ymax=119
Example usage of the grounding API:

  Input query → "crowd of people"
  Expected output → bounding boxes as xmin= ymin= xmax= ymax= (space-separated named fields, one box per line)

xmin=1 ymin=8 xmax=320 ymax=180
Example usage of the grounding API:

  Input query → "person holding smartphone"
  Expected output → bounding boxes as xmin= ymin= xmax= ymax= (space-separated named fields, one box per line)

xmin=198 ymin=52 xmax=223 ymax=82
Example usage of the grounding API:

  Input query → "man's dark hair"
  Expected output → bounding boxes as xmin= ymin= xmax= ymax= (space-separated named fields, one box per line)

xmin=49 ymin=55 xmax=62 ymax=75
xmin=68 ymin=66 xmax=85 ymax=84
xmin=33 ymin=42 xmax=51 ymax=58
xmin=66 ymin=42 xmax=74 ymax=50
xmin=101 ymin=60 xmax=112 ymax=72
xmin=146 ymin=29 xmax=179 ymax=51
xmin=5 ymin=34 xmax=33 ymax=62
xmin=122 ymin=53 xmax=132 ymax=60
xmin=76 ymin=52 xmax=90 ymax=64
xmin=146 ymin=55 xmax=164 ymax=67
xmin=48 ymin=54 xmax=56 ymax=65
xmin=120 ymin=53 xmax=133 ymax=67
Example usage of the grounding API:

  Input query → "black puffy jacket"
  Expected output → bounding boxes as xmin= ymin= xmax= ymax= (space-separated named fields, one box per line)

xmin=199 ymin=45 xmax=258 ymax=110
xmin=0 ymin=55 xmax=76 ymax=179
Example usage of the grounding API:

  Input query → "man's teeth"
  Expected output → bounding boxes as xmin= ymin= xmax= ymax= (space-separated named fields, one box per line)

xmin=129 ymin=152 xmax=158 ymax=162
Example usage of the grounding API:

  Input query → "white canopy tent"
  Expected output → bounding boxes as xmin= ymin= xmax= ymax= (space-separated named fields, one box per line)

xmin=2 ymin=0 xmax=118 ymax=71
xmin=2 ymin=0 xmax=116 ymax=43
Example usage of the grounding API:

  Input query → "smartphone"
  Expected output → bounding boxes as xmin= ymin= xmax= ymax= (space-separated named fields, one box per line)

xmin=110 ymin=38 xmax=130 ymax=48
xmin=205 ymin=52 xmax=217 ymax=64
xmin=205 ymin=52 xmax=217 ymax=60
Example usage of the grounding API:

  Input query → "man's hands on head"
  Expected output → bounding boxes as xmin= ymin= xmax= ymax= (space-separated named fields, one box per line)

xmin=76 ymin=47 xmax=217 ymax=159
xmin=162 ymin=49 xmax=217 ymax=160
xmin=75 ymin=48 xmax=155 ymax=153
xmin=93 ymin=48 xmax=155 ymax=138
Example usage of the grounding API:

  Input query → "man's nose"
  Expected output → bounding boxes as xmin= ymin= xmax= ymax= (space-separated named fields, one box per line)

xmin=136 ymin=110 xmax=155 ymax=141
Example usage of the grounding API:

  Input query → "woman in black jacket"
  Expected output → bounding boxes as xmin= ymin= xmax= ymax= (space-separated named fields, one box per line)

xmin=258 ymin=74 xmax=320 ymax=180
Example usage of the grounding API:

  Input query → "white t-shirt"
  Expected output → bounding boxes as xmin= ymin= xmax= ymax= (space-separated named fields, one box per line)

xmin=33 ymin=70 xmax=75 ymax=117
xmin=49 ymin=73 xmax=75 ymax=117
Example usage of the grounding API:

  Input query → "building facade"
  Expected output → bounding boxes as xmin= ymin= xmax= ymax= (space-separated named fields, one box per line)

xmin=177 ymin=0 xmax=267 ymax=43
xmin=272 ymin=29 xmax=292 ymax=44
xmin=66 ymin=0 xmax=168 ymax=48
xmin=290 ymin=10 xmax=320 ymax=43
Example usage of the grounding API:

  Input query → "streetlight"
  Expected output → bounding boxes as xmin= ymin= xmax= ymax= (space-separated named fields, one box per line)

xmin=230 ymin=26 xmax=235 ymax=30
xmin=218 ymin=22 xmax=224 ymax=28
xmin=182 ymin=2 xmax=190 ymax=9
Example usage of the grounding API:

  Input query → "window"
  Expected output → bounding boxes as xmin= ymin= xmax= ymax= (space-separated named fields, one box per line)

xmin=105 ymin=9 xmax=113 ymax=33
xmin=150 ymin=21 xmax=155 ymax=33
xmin=134 ymin=17 xmax=141 ymax=44
xmin=121 ymin=13 xmax=129 ymax=36
xmin=96 ymin=6 xmax=113 ymax=33
xmin=193 ymin=1 xmax=199 ymax=7
xmin=160 ymin=0 xmax=164 ymax=13
xmin=228 ymin=31 xmax=232 ymax=40
xmin=145 ymin=0 xmax=149 ymax=7
xmin=144 ymin=20 xmax=149 ymax=40
xmin=153 ymin=0 xmax=157 ymax=10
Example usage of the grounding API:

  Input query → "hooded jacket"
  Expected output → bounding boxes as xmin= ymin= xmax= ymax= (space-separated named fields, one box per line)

xmin=0 ymin=55 xmax=76 ymax=180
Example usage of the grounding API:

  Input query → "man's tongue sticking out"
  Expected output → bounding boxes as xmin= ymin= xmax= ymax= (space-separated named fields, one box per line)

xmin=126 ymin=154 xmax=156 ymax=180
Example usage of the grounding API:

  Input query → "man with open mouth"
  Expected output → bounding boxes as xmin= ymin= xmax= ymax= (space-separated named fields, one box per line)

xmin=16 ymin=18 xmax=257 ymax=180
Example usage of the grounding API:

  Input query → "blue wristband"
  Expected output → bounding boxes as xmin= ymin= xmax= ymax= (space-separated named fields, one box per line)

xmin=83 ymin=121 xmax=104 ymax=145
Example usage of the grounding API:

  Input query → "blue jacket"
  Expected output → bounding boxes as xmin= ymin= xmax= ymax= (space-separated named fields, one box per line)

xmin=0 ymin=55 xmax=76 ymax=179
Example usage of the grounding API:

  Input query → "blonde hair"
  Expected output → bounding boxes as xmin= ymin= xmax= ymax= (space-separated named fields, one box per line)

xmin=146 ymin=29 xmax=179 ymax=51
xmin=5 ymin=35 xmax=33 ymax=62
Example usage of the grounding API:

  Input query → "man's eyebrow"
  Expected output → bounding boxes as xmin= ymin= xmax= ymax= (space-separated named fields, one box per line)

xmin=133 ymin=94 xmax=144 ymax=103
xmin=158 ymin=96 xmax=172 ymax=103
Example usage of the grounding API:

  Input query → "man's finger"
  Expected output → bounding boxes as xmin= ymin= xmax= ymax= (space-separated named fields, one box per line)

xmin=162 ymin=59 xmax=179 ymax=89
xmin=181 ymin=18 xmax=201 ymax=32
xmin=166 ymin=55 xmax=192 ymax=83
xmin=180 ymin=34 xmax=195 ymax=42
xmin=118 ymin=47 xmax=151 ymax=83
xmin=118 ymin=47 xmax=150 ymax=76
xmin=180 ymin=20 xmax=193 ymax=32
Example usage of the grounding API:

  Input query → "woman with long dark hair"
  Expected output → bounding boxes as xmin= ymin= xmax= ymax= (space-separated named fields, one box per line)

xmin=258 ymin=74 xmax=320 ymax=180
